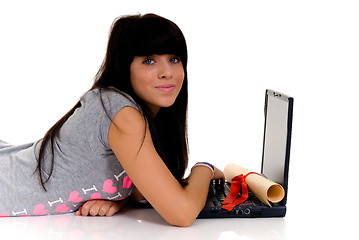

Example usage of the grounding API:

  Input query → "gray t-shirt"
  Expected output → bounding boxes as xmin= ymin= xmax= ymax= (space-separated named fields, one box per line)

xmin=0 ymin=89 xmax=138 ymax=216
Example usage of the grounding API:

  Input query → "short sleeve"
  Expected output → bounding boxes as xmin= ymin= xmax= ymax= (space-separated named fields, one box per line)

xmin=81 ymin=89 xmax=141 ymax=150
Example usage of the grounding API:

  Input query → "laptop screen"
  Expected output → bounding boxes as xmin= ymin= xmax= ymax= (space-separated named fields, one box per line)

xmin=261 ymin=90 xmax=293 ymax=204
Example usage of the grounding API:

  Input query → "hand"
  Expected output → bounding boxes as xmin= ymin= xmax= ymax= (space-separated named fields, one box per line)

xmin=213 ymin=167 xmax=225 ymax=181
xmin=75 ymin=199 xmax=128 ymax=217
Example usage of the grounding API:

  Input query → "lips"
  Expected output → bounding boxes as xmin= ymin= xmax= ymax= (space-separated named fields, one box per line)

xmin=155 ymin=84 xmax=176 ymax=92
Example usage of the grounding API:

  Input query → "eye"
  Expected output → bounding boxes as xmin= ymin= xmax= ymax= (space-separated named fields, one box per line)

xmin=143 ymin=58 xmax=155 ymax=65
xmin=169 ymin=57 xmax=181 ymax=63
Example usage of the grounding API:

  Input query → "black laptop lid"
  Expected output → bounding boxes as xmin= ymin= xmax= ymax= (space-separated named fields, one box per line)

xmin=261 ymin=90 xmax=293 ymax=205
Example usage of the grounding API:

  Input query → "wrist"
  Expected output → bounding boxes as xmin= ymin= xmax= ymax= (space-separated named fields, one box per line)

xmin=191 ymin=162 xmax=215 ymax=179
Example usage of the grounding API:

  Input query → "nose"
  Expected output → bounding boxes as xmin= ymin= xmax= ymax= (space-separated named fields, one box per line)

xmin=158 ymin=62 xmax=172 ymax=80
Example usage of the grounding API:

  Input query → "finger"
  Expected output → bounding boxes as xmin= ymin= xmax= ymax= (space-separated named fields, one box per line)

xmin=75 ymin=206 xmax=82 ymax=216
xmin=79 ymin=201 xmax=97 ymax=216
xmin=105 ymin=201 xmax=124 ymax=217
xmin=88 ymin=201 xmax=104 ymax=216
xmin=98 ymin=202 xmax=112 ymax=216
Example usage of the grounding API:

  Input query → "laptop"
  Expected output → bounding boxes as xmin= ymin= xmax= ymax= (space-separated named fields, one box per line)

xmin=197 ymin=89 xmax=294 ymax=218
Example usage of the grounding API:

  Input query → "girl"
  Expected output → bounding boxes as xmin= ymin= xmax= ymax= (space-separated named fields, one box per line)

xmin=0 ymin=13 xmax=224 ymax=227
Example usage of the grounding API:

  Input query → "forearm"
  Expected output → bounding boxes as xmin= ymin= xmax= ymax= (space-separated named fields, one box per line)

xmin=184 ymin=166 xmax=212 ymax=205
xmin=169 ymin=165 xmax=212 ymax=226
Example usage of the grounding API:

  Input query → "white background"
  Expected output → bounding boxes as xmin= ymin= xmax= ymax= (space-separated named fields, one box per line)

xmin=1 ymin=0 xmax=358 ymax=239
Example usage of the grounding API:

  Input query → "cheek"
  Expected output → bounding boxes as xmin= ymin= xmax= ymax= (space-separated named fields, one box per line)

xmin=130 ymin=67 xmax=143 ymax=88
xmin=130 ymin=72 xmax=151 ymax=100
xmin=174 ymin=65 xmax=185 ymax=81
xmin=131 ymin=67 xmax=153 ymax=85
xmin=177 ymin=69 xmax=185 ymax=86
xmin=131 ymin=78 xmax=144 ymax=98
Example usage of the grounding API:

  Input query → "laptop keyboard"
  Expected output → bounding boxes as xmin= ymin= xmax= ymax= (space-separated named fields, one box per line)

xmin=206 ymin=180 xmax=265 ymax=209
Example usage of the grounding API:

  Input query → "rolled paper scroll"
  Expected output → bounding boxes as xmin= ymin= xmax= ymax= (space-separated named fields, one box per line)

xmin=223 ymin=163 xmax=285 ymax=207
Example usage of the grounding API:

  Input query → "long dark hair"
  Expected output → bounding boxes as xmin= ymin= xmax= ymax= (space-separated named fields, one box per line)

xmin=37 ymin=13 xmax=189 ymax=190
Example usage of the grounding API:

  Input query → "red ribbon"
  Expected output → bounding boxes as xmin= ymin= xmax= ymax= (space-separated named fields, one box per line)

xmin=221 ymin=172 xmax=260 ymax=211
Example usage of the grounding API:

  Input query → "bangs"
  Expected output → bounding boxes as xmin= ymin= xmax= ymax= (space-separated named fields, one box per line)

xmin=125 ymin=15 xmax=187 ymax=64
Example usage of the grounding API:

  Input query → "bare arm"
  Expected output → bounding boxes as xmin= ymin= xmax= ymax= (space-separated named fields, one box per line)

xmin=108 ymin=107 xmax=216 ymax=227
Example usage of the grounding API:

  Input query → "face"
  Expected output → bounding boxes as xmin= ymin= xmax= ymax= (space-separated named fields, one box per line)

xmin=130 ymin=54 xmax=185 ymax=116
